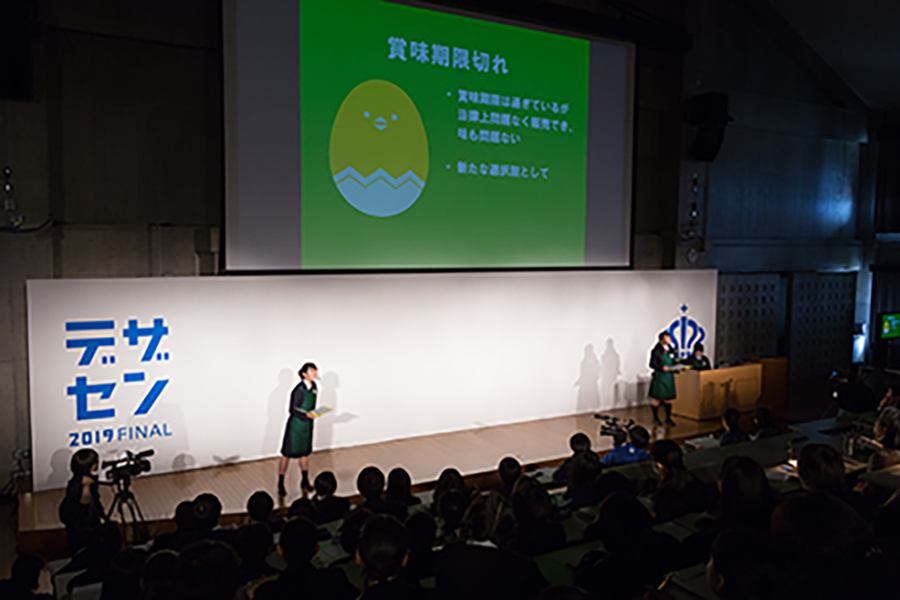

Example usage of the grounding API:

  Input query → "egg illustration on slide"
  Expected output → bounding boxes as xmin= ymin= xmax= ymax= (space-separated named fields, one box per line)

xmin=329 ymin=80 xmax=429 ymax=217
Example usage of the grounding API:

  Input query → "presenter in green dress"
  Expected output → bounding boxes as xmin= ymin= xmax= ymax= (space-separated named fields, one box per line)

xmin=278 ymin=362 xmax=319 ymax=496
xmin=649 ymin=332 xmax=678 ymax=426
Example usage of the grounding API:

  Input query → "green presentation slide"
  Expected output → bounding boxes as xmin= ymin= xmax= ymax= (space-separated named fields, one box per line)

xmin=300 ymin=0 xmax=589 ymax=269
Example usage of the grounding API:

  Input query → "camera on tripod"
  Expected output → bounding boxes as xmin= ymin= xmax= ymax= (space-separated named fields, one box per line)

xmin=593 ymin=414 xmax=636 ymax=445
xmin=103 ymin=449 xmax=154 ymax=483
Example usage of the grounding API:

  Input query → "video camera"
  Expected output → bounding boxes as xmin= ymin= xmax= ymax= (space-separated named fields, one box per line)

xmin=593 ymin=414 xmax=635 ymax=445
xmin=102 ymin=449 xmax=154 ymax=483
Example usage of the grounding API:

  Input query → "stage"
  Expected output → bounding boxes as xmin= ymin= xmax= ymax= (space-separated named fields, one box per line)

xmin=18 ymin=406 xmax=721 ymax=554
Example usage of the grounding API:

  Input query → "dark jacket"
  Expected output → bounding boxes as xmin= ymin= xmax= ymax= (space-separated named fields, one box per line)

xmin=435 ymin=542 xmax=548 ymax=600
xmin=254 ymin=562 xmax=358 ymax=600
xmin=313 ymin=495 xmax=351 ymax=524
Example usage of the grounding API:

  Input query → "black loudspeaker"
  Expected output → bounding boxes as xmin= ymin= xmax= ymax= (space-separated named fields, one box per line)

xmin=0 ymin=1 xmax=38 ymax=101
xmin=685 ymin=92 xmax=733 ymax=162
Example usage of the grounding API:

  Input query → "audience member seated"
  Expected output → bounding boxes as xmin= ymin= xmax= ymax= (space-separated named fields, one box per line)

xmin=312 ymin=471 xmax=351 ymax=524
xmin=99 ymin=547 xmax=147 ymax=600
xmin=235 ymin=521 xmax=279 ymax=590
xmin=870 ymin=406 xmax=900 ymax=471
xmin=431 ymin=468 xmax=470 ymax=513
xmin=879 ymin=382 xmax=899 ymax=410
xmin=509 ymin=477 xmax=566 ymax=556
xmin=576 ymin=492 xmax=679 ymax=599
xmin=563 ymin=450 xmax=602 ymax=510
xmin=706 ymin=529 xmax=781 ymax=600
xmin=152 ymin=501 xmax=201 ymax=552
xmin=833 ymin=365 xmax=877 ymax=416
xmin=192 ymin=493 xmax=224 ymax=535
xmin=592 ymin=470 xmax=632 ymax=505
xmin=436 ymin=488 xmax=468 ymax=544
xmin=753 ymin=407 xmax=781 ymax=440
xmin=551 ymin=433 xmax=591 ymax=483
xmin=0 ymin=554 xmax=53 ymax=600
xmin=680 ymin=456 xmax=777 ymax=567
xmin=247 ymin=490 xmax=284 ymax=533
xmin=386 ymin=467 xmax=423 ymax=507
xmin=288 ymin=497 xmax=320 ymax=523
xmin=650 ymin=439 xmax=710 ymax=522
xmin=255 ymin=517 xmax=358 ymax=600
xmin=771 ymin=491 xmax=888 ymax=598
xmin=357 ymin=515 xmax=432 ymax=599
xmin=402 ymin=511 xmax=438 ymax=584
xmin=601 ymin=425 xmax=650 ymax=467
xmin=718 ymin=408 xmax=750 ymax=447
xmin=336 ymin=507 xmax=374 ymax=566
xmin=435 ymin=492 xmax=548 ymax=600
xmin=358 ymin=466 xmax=408 ymax=520
xmin=140 ymin=550 xmax=177 ymax=600
xmin=67 ymin=522 xmax=123 ymax=594
xmin=798 ymin=443 xmax=874 ymax=520
xmin=60 ymin=448 xmax=103 ymax=557
xmin=171 ymin=540 xmax=242 ymax=600
xmin=496 ymin=456 xmax=522 ymax=498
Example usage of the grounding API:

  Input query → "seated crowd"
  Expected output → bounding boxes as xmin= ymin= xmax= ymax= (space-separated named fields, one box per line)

xmin=6 ymin=404 xmax=900 ymax=600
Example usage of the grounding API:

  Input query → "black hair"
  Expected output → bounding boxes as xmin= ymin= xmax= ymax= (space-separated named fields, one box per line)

xmin=658 ymin=331 xmax=671 ymax=341
xmin=710 ymin=529 xmax=781 ymax=600
xmin=510 ymin=476 xmax=554 ymax=524
xmin=569 ymin=432 xmax=592 ymax=453
xmin=100 ymin=548 xmax=148 ymax=600
xmin=279 ymin=517 xmax=318 ymax=563
xmin=235 ymin=522 xmax=274 ymax=578
xmin=339 ymin=507 xmax=373 ymax=554
xmin=174 ymin=500 xmax=197 ymax=531
xmin=405 ymin=510 xmax=437 ymax=553
xmin=433 ymin=467 xmax=468 ymax=513
xmin=171 ymin=540 xmax=242 ymax=600
xmin=718 ymin=456 xmax=775 ymax=531
xmin=593 ymin=492 xmax=651 ymax=554
xmin=299 ymin=362 xmax=318 ymax=377
xmin=723 ymin=408 xmax=741 ymax=429
xmin=314 ymin=470 xmax=338 ymax=498
xmin=357 ymin=466 xmax=386 ymax=500
xmin=70 ymin=448 xmax=99 ymax=478
xmin=771 ymin=491 xmax=871 ymax=569
xmin=612 ymin=430 xmax=628 ymax=447
xmin=592 ymin=471 xmax=631 ymax=504
xmin=651 ymin=439 xmax=683 ymax=469
xmin=10 ymin=553 xmax=44 ymax=591
xmin=628 ymin=425 xmax=650 ymax=449
xmin=460 ymin=492 xmax=517 ymax=544
xmin=287 ymin=497 xmax=319 ymax=522
xmin=876 ymin=406 xmax=900 ymax=449
xmin=797 ymin=444 xmax=848 ymax=497
xmin=192 ymin=493 xmax=223 ymax=532
xmin=358 ymin=515 xmax=409 ymax=582
xmin=141 ymin=549 xmax=177 ymax=595
xmin=386 ymin=467 xmax=413 ymax=503
xmin=498 ymin=456 xmax=522 ymax=488
xmin=693 ymin=342 xmax=704 ymax=353
xmin=247 ymin=490 xmax=274 ymax=523
xmin=570 ymin=450 xmax=602 ymax=486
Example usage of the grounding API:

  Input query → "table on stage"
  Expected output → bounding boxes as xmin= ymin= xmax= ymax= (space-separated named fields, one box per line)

xmin=673 ymin=363 xmax=763 ymax=421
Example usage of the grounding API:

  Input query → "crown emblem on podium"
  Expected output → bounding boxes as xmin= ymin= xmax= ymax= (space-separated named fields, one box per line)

xmin=668 ymin=304 xmax=706 ymax=359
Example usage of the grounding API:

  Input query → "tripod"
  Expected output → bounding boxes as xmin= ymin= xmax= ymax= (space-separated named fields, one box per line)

xmin=103 ymin=475 xmax=149 ymax=544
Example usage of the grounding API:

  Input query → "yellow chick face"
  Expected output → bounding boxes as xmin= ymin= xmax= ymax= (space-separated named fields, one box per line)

xmin=330 ymin=79 xmax=429 ymax=217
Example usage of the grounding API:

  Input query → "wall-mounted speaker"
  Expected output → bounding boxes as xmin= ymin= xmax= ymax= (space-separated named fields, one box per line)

xmin=685 ymin=92 xmax=733 ymax=162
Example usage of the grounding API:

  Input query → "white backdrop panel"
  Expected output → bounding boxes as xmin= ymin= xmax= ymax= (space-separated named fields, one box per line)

xmin=28 ymin=270 xmax=716 ymax=490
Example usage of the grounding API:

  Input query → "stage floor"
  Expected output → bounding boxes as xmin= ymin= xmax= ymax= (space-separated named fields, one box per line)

xmin=19 ymin=406 xmax=721 ymax=545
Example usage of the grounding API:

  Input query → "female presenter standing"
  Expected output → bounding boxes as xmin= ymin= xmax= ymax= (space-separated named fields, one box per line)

xmin=649 ymin=332 xmax=678 ymax=426
xmin=278 ymin=362 xmax=319 ymax=496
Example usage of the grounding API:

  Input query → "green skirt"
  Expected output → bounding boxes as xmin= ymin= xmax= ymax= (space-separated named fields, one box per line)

xmin=280 ymin=415 xmax=313 ymax=458
xmin=649 ymin=371 xmax=676 ymax=401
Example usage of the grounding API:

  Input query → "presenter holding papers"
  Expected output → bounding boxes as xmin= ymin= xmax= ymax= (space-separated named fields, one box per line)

xmin=649 ymin=332 xmax=678 ymax=427
xmin=278 ymin=362 xmax=325 ymax=496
